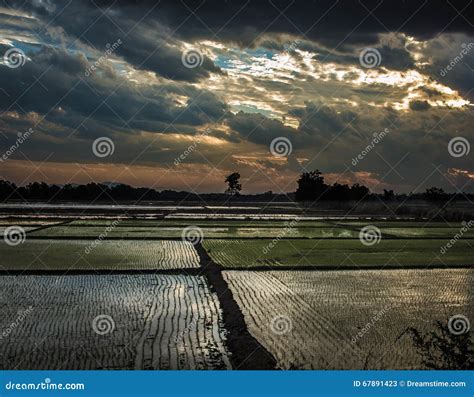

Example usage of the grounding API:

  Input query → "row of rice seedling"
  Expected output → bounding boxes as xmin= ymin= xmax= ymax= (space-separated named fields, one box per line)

xmin=332 ymin=221 xmax=465 ymax=228
xmin=223 ymin=269 xmax=473 ymax=369
xmin=203 ymin=239 xmax=474 ymax=268
xmin=0 ymin=240 xmax=200 ymax=271
xmin=0 ymin=274 xmax=231 ymax=369
xmin=223 ymin=270 xmax=362 ymax=369
xmin=0 ymin=219 xmax=63 ymax=226
xmin=378 ymin=227 xmax=474 ymax=238
xmin=22 ymin=219 xmax=473 ymax=239
xmin=70 ymin=219 xmax=333 ymax=228
xmin=0 ymin=226 xmax=37 ymax=235
xmin=30 ymin=225 xmax=359 ymax=239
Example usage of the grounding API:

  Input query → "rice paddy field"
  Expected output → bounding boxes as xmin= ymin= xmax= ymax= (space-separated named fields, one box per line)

xmin=0 ymin=274 xmax=231 ymax=369
xmin=0 ymin=214 xmax=472 ymax=370
xmin=224 ymin=269 xmax=473 ymax=369
xmin=0 ymin=240 xmax=200 ymax=271
xmin=203 ymin=239 xmax=473 ymax=268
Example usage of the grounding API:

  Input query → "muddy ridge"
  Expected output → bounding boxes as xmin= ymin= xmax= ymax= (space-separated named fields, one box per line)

xmin=195 ymin=243 xmax=277 ymax=370
xmin=26 ymin=219 xmax=73 ymax=234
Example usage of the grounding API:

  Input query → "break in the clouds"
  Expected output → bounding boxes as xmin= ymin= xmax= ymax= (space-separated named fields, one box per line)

xmin=0 ymin=0 xmax=473 ymax=193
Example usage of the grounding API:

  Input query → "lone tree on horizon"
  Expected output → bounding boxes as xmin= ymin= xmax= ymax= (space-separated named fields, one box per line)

xmin=225 ymin=172 xmax=242 ymax=196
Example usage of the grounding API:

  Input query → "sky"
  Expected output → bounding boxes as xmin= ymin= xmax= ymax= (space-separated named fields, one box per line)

xmin=0 ymin=0 xmax=473 ymax=194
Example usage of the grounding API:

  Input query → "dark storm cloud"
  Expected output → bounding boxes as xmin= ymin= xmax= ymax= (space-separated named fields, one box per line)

xmin=421 ymin=34 xmax=474 ymax=101
xmin=1 ymin=0 xmax=473 ymax=193
xmin=0 ymin=45 xmax=228 ymax=138
xmin=5 ymin=0 xmax=474 ymax=48
xmin=3 ymin=1 xmax=222 ymax=82
xmin=409 ymin=100 xmax=431 ymax=111
xmin=290 ymin=103 xmax=359 ymax=139
xmin=226 ymin=102 xmax=362 ymax=150
xmin=226 ymin=111 xmax=297 ymax=146
xmin=84 ymin=0 xmax=474 ymax=44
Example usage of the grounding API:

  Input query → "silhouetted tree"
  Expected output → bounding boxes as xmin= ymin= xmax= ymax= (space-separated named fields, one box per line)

xmin=295 ymin=171 xmax=370 ymax=201
xmin=328 ymin=183 xmax=351 ymax=200
xmin=424 ymin=187 xmax=448 ymax=202
xmin=383 ymin=189 xmax=395 ymax=201
xmin=350 ymin=183 xmax=370 ymax=201
xmin=402 ymin=322 xmax=473 ymax=369
xmin=0 ymin=180 xmax=18 ymax=201
xmin=295 ymin=170 xmax=327 ymax=201
xmin=225 ymin=172 xmax=242 ymax=196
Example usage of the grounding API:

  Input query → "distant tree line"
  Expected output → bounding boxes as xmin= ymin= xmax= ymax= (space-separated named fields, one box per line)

xmin=0 ymin=180 xmax=283 ymax=202
xmin=295 ymin=170 xmax=370 ymax=201
xmin=0 ymin=170 xmax=472 ymax=203
xmin=294 ymin=170 xmax=473 ymax=202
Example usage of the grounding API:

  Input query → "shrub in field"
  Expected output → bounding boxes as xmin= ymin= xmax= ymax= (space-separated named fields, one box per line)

xmin=404 ymin=321 xmax=473 ymax=369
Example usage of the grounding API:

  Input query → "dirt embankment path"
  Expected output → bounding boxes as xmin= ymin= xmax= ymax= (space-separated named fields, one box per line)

xmin=195 ymin=243 xmax=277 ymax=370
